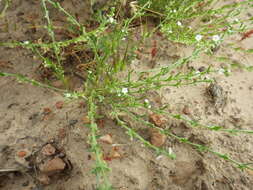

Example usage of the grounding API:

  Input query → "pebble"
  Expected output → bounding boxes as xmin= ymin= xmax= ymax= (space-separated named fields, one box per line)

xmin=55 ymin=101 xmax=64 ymax=109
xmin=17 ymin=151 xmax=27 ymax=158
xmin=149 ymin=113 xmax=166 ymax=127
xmin=41 ymin=144 xmax=56 ymax=156
xmin=110 ymin=149 xmax=121 ymax=159
xmin=198 ymin=66 xmax=206 ymax=72
xmin=182 ymin=106 xmax=191 ymax=115
xmin=149 ymin=128 xmax=166 ymax=147
xmin=99 ymin=134 xmax=113 ymax=144
xmin=39 ymin=157 xmax=66 ymax=175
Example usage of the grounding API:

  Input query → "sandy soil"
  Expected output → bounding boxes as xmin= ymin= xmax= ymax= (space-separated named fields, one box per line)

xmin=1 ymin=0 xmax=253 ymax=190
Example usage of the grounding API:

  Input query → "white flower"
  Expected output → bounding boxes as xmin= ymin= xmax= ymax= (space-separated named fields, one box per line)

xmin=168 ymin=30 xmax=172 ymax=33
xmin=64 ymin=93 xmax=72 ymax=98
xmin=23 ymin=41 xmax=29 ymax=44
xmin=177 ymin=21 xmax=182 ymax=26
xmin=108 ymin=17 xmax=115 ymax=24
xmin=43 ymin=61 xmax=51 ymax=68
xmin=144 ymin=99 xmax=151 ymax=108
xmin=121 ymin=88 xmax=128 ymax=94
xmin=234 ymin=18 xmax=239 ymax=23
xmin=195 ymin=70 xmax=200 ymax=75
xmin=195 ymin=34 xmax=202 ymax=41
xmin=173 ymin=9 xmax=177 ymax=13
xmin=212 ymin=35 xmax=220 ymax=42
xmin=218 ymin=68 xmax=225 ymax=74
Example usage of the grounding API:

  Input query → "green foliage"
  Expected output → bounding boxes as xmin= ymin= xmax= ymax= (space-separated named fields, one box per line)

xmin=1 ymin=0 xmax=253 ymax=188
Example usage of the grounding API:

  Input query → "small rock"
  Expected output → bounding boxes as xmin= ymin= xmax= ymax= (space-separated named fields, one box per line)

xmin=110 ymin=149 xmax=121 ymax=159
xmin=15 ymin=150 xmax=31 ymax=168
xmin=43 ymin=107 xmax=52 ymax=115
xmin=17 ymin=150 xmax=27 ymax=158
xmin=39 ymin=157 xmax=66 ymax=175
xmin=182 ymin=106 xmax=191 ymax=115
xmin=55 ymin=101 xmax=64 ymax=109
xmin=206 ymin=83 xmax=227 ymax=113
xmin=41 ymin=144 xmax=56 ymax=156
xmin=198 ymin=66 xmax=206 ymax=72
xmin=99 ymin=134 xmax=113 ymax=144
xmin=149 ymin=113 xmax=166 ymax=127
xmin=149 ymin=128 xmax=166 ymax=147
xmin=37 ymin=174 xmax=50 ymax=185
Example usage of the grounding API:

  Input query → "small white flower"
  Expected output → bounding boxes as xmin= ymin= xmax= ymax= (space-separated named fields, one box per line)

xmin=88 ymin=70 xmax=92 ymax=74
xmin=148 ymin=105 xmax=151 ymax=109
xmin=108 ymin=17 xmax=115 ymax=24
xmin=23 ymin=41 xmax=29 ymax=44
xmin=218 ymin=68 xmax=225 ymax=74
xmin=64 ymin=93 xmax=72 ymax=98
xmin=173 ymin=9 xmax=177 ymax=13
xmin=121 ymin=88 xmax=128 ymax=94
xmin=212 ymin=35 xmax=220 ymax=42
xmin=43 ymin=61 xmax=51 ymax=68
xmin=144 ymin=99 xmax=149 ymax=103
xmin=177 ymin=21 xmax=182 ymax=26
xmin=195 ymin=34 xmax=203 ymax=41
xmin=195 ymin=70 xmax=200 ymax=75
xmin=234 ymin=18 xmax=239 ymax=22
xmin=168 ymin=30 xmax=172 ymax=33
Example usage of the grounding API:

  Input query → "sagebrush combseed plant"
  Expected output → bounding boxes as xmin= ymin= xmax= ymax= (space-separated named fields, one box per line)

xmin=1 ymin=0 xmax=253 ymax=189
